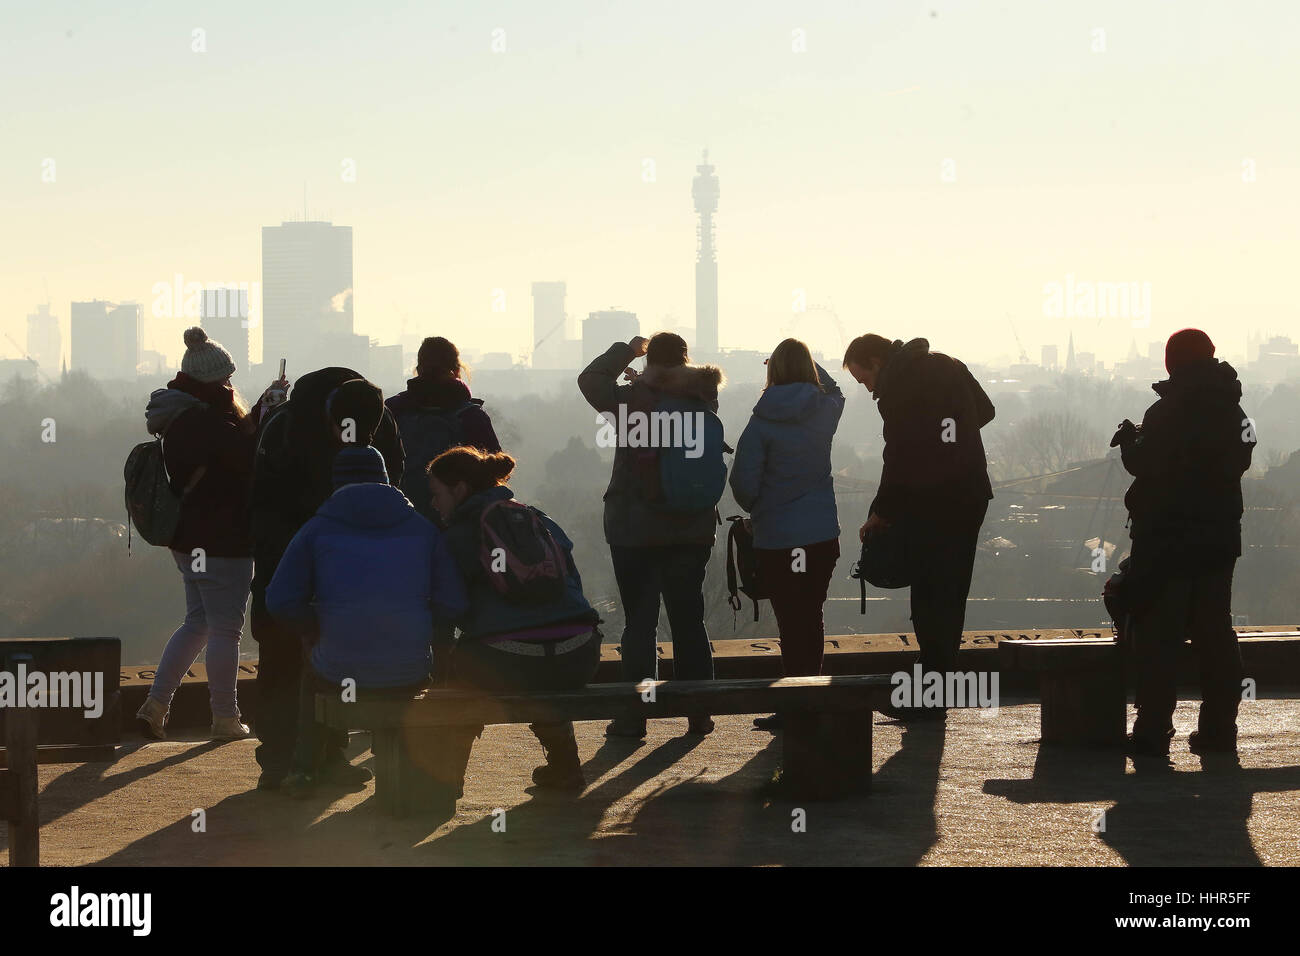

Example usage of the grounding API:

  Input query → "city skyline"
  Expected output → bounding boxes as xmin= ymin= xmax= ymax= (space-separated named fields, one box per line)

xmin=4 ymin=2 xmax=1299 ymax=374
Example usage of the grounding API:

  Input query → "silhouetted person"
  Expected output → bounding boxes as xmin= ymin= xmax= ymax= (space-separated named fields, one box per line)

xmin=426 ymin=447 xmax=602 ymax=805
xmin=843 ymin=335 xmax=995 ymax=720
xmin=385 ymin=337 xmax=501 ymax=523
xmin=137 ymin=327 xmax=281 ymax=741
xmin=1114 ymin=328 xmax=1256 ymax=757
xmin=578 ymin=332 xmax=726 ymax=739
xmin=249 ymin=370 xmax=405 ymax=790
xmin=731 ymin=338 xmax=845 ymax=731
xmin=266 ymin=445 xmax=467 ymax=798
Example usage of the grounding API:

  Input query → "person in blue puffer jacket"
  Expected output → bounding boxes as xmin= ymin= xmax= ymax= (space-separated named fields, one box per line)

xmin=266 ymin=444 xmax=468 ymax=797
xmin=730 ymin=338 xmax=845 ymax=729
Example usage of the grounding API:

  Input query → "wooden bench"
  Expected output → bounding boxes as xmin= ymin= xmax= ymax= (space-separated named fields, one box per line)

xmin=318 ymin=675 xmax=894 ymax=816
xmin=997 ymin=638 xmax=1126 ymax=746
xmin=1 ymin=649 xmax=119 ymax=866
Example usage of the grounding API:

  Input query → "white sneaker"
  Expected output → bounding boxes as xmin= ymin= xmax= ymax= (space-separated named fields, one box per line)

xmin=136 ymin=696 xmax=169 ymax=740
xmin=211 ymin=717 xmax=251 ymax=741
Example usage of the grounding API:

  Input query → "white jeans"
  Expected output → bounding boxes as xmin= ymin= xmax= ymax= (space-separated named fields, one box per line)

xmin=149 ymin=550 xmax=254 ymax=719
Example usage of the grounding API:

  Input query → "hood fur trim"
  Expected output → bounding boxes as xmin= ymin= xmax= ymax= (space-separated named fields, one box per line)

xmin=639 ymin=362 xmax=725 ymax=401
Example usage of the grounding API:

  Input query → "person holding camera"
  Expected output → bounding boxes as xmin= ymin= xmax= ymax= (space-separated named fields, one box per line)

xmin=1114 ymin=328 xmax=1256 ymax=758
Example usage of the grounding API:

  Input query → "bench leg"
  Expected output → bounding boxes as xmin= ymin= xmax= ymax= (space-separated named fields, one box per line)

xmin=372 ymin=729 xmax=406 ymax=818
xmin=782 ymin=709 xmax=873 ymax=799
xmin=1040 ymin=665 xmax=1126 ymax=747
xmin=3 ymin=705 xmax=40 ymax=866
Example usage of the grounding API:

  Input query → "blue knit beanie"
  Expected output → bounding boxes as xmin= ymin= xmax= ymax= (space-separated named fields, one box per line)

xmin=333 ymin=445 xmax=389 ymax=490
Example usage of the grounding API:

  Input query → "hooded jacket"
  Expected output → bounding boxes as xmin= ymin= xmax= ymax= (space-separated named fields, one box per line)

xmin=250 ymin=367 xmax=406 ymax=590
xmin=144 ymin=379 xmax=258 ymax=557
xmin=578 ymin=342 xmax=726 ymax=547
xmin=870 ymin=338 xmax=995 ymax=522
xmin=385 ymin=376 xmax=501 ymax=453
xmin=265 ymin=482 xmax=468 ymax=688
xmin=440 ymin=485 xmax=599 ymax=642
xmin=1121 ymin=358 xmax=1254 ymax=572
xmin=730 ymin=364 xmax=845 ymax=549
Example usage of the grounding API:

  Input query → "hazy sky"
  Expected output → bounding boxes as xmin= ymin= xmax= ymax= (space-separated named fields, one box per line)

xmin=3 ymin=0 xmax=1299 ymax=373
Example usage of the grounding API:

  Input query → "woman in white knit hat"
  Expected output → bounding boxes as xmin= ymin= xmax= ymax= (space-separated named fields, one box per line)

xmin=137 ymin=327 xmax=285 ymax=741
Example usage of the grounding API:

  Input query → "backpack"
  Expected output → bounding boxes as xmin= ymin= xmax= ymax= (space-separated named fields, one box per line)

xmin=124 ymin=437 xmax=181 ymax=553
xmin=850 ymin=519 xmax=912 ymax=611
xmin=653 ymin=395 xmax=728 ymax=511
xmin=396 ymin=400 xmax=479 ymax=518
xmin=725 ymin=515 xmax=768 ymax=622
xmin=478 ymin=498 xmax=568 ymax=604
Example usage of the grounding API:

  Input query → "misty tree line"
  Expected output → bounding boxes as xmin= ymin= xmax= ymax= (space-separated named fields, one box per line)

xmin=1 ymin=368 xmax=1298 ymax=663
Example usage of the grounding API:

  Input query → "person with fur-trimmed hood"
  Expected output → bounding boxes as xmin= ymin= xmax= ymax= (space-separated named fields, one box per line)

xmin=578 ymin=332 xmax=726 ymax=739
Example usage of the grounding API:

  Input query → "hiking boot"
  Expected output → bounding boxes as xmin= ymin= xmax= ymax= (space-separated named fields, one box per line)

xmin=1126 ymin=729 xmax=1174 ymax=758
xmin=753 ymin=714 xmax=782 ymax=731
xmin=605 ymin=718 xmax=647 ymax=740
xmin=532 ymin=762 xmax=586 ymax=792
xmin=1189 ymin=730 xmax=1237 ymax=755
xmin=135 ymin=696 xmax=169 ymax=740
xmin=320 ymin=760 xmax=374 ymax=790
xmin=687 ymin=716 xmax=715 ymax=736
xmin=282 ymin=772 xmax=318 ymax=800
xmin=211 ymin=717 xmax=251 ymax=741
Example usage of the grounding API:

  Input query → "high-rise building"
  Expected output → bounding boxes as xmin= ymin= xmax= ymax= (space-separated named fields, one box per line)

xmin=531 ymin=281 xmax=569 ymax=369
xmin=1041 ymin=344 xmax=1058 ymax=370
xmin=692 ymin=150 xmax=719 ymax=357
xmin=26 ymin=303 xmax=60 ymax=374
xmin=261 ymin=220 xmax=354 ymax=373
xmin=71 ymin=300 xmax=141 ymax=380
xmin=200 ymin=287 xmax=251 ymax=372
xmin=583 ymin=310 xmax=639 ymax=365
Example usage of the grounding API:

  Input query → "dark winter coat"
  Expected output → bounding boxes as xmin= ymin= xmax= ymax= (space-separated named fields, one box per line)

xmin=385 ymin=376 xmax=501 ymax=453
xmin=144 ymin=375 xmax=259 ymax=557
xmin=250 ymin=367 xmax=406 ymax=590
xmin=1121 ymin=358 xmax=1255 ymax=572
xmin=870 ymin=338 xmax=995 ymax=522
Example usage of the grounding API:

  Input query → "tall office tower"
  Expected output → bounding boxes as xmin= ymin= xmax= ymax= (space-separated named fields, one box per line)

xmin=71 ymin=300 xmax=141 ymax=380
xmin=583 ymin=309 xmax=639 ymax=365
xmin=200 ymin=287 xmax=251 ymax=371
xmin=26 ymin=303 xmax=61 ymax=374
xmin=531 ymin=281 xmax=568 ymax=369
xmin=261 ymin=220 xmax=354 ymax=373
xmin=692 ymin=150 xmax=720 ymax=357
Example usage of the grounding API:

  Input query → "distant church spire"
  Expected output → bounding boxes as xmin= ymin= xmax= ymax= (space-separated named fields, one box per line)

xmin=1065 ymin=332 xmax=1076 ymax=373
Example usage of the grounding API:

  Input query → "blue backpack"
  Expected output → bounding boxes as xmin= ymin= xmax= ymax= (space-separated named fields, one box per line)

xmin=654 ymin=395 xmax=728 ymax=511
xmin=395 ymin=400 xmax=479 ymax=519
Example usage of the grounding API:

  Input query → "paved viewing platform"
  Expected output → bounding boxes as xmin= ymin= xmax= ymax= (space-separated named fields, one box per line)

xmin=9 ymin=697 xmax=1300 ymax=867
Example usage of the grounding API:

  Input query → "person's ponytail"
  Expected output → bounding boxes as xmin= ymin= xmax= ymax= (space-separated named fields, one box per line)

xmin=429 ymin=446 xmax=516 ymax=492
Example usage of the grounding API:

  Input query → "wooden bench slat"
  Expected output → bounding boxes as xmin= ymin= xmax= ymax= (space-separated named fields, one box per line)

xmin=318 ymin=675 xmax=894 ymax=729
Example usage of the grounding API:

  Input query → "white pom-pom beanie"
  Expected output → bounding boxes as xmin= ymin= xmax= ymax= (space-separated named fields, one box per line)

xmin=180 ymin=327 xmax=236 ymax=383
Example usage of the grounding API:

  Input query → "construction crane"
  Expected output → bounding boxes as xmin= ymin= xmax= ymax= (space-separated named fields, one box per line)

xmin=2 ymin=332 xmax=55 ymax=386
xmin=1007 ymin=315 xmax=1029 ymax=363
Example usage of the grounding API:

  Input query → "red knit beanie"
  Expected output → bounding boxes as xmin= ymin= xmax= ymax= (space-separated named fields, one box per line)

xmin=1165 ymin=328 xmax=1215 ymax=373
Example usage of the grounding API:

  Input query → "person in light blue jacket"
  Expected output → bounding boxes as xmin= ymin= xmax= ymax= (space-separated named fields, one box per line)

xmin=266 ymin=444 xmax=468 ymax=797
xmin=730 ymin=338 xmax=845 ymax=729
